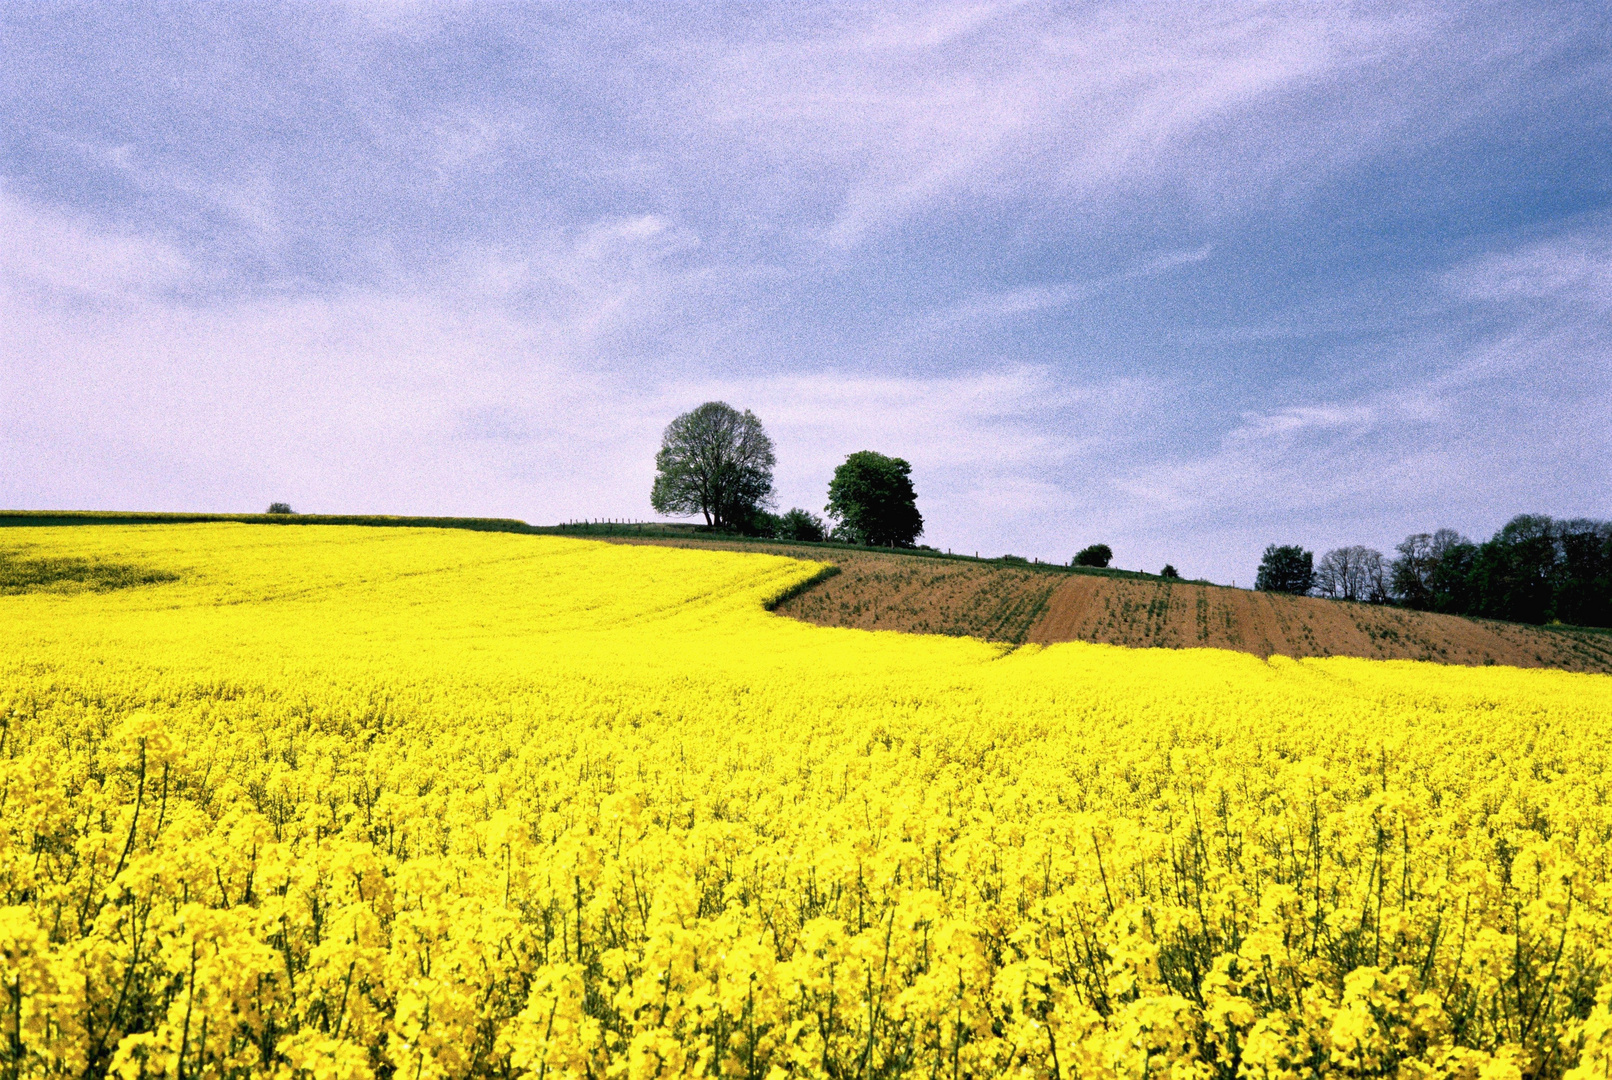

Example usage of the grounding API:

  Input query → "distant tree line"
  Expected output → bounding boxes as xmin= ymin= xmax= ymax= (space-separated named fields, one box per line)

xmin=650 ymin=402 xmax=925 ymax=548
xmin=1256 ymin=514 xmax=1612 ymax=627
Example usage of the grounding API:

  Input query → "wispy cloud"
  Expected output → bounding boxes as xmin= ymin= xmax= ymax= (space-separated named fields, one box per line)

xmin=0 ymin=191 xmax=191 ymax=299
xmin=3 ymin=2 xmax=1609 ymax=582
xmin=915 ymin=246 xmax=1211 ymax=331
xmin=1107 ymin=225 xmax=1612 ymax=570
xmin=1445 ymin=235 xmax=1612 ymax=305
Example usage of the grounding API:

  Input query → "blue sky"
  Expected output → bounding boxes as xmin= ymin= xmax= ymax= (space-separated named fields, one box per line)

xmin=3 ymin=2 xmax=1608 ymax=583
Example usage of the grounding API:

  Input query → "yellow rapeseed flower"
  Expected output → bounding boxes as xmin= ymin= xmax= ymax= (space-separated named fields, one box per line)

xmin=0 ymin=523 xmax=1609 ymax=1079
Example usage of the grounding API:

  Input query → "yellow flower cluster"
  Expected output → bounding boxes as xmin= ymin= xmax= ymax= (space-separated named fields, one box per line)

xmin=2 ymin=524 xmax=1611 ymax=1080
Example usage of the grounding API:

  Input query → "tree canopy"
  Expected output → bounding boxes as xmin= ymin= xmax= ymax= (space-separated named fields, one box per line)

xmin=1259 ymin=516 xmax=1610 ymax=626
xmin=1074 ymin=544 xmax=1112 ymax=568
xmin=1314 ymin=545 xmax=1388 ymax=603
xmin=1255 ymin=544 xmax=1314 ymax=595
xmin=825 ymin=451 xmax=923 ymax=548
xmin=1389 ymin=515 xmax=1612 ymax=626
xmin=650 ymin=402 xmax=775 ymax=531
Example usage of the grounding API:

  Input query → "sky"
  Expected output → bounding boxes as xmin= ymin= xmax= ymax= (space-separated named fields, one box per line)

xmin=3 ymin=2 xmax=1609 ymax=584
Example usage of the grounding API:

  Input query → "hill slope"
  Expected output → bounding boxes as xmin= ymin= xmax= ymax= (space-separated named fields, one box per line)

xmin=8 ymin=525 xmax=1612 ymax=1077
xmin=1027 ymin=573 xmax=1612 ymax=670
xmin=8 ymin=515 xmax=1602 ymax=673
xmin=612 ymin=535 xmax=1612 ymax=673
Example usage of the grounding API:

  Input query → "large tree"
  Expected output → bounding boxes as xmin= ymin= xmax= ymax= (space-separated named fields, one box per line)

xmin=650 ymin=402 xmax=776 ymax=530
xmin=1315 ymin=545 xmax=1389 ymax=603
xmin=825 ymin=451 xmax=923 ymax=548
xmin=1255 ymin=544 xmax=1314 ymax=595
xmin=1390 ymin=528 xmax=1466 ymax=609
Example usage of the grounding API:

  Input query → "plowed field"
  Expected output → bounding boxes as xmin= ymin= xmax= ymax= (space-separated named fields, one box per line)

xmin=1027 ymin=572 xmax=1612 ymax=670
xmin=608 ymin=537 xmax=1060 ymax=641
xmin=612 ymin=536 xmax=1612 ymax=673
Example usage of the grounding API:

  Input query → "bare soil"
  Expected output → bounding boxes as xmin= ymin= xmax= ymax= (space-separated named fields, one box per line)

xmin=607 ymin=537 xmax=1059 ymax=642
xmin=1027 ymin=575 xmax=1612 ymax=672
xmin=606 ymin=536 xmax=1612 ymax=674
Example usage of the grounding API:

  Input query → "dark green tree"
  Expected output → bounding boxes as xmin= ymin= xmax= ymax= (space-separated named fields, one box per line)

xmin=650 ymin=402 xmax=775 ymax=530
xmin=1472 ymin=514 xmax=1558 ymax=624
xmin=738 ymin=508 xmax=782 ymax=538
xmin=1074 ymin=544 xmax=1112 ymax=568
xmin=825 ymin=451 xmax=923 ymax=548
xmin=1255 ymin=544 xmax=1313 ymax=594
xmin=1380 ymin=516 xmax=1611 ymax=626
xmin=1557 ymin=519 xmax=1612 ymax=627
xmin=1414 ymin=516 xmax=1612 ymax=626
xmin=1160 ymin=564 xmax=1180 ymax=579
xmin=1427 ymin=539 xmax=1480 ymax=614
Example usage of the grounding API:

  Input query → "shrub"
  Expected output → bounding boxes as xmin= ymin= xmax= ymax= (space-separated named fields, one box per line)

xmin=734 ymin=508 xmax=780 ymax=538
xmin=773 ymin=508 xmax=826 ymax=543
xmin=1074 ymin=544 xmax=1112 ymax=568
xmin=266 ymin=502 xmax=295 ymax=515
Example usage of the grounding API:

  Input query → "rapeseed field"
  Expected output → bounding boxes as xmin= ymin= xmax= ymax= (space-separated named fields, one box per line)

xmin=3 ymin=524 xmax=1612 ymax=1080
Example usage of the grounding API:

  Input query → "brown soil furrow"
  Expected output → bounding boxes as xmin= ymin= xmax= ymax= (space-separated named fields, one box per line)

xmin=1025 ymin=576 xmax=1608 ymax=671
xmin=604 ymin=535 xmax=1612 ymax=674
